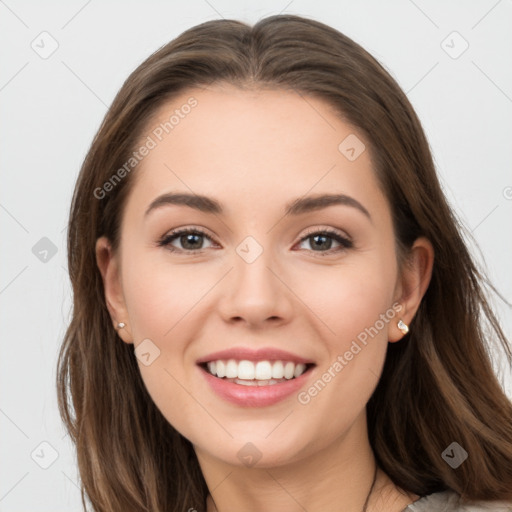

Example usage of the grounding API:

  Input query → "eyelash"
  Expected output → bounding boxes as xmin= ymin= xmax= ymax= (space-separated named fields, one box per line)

xmin=157 ymin=226 xmax=353 ymax=256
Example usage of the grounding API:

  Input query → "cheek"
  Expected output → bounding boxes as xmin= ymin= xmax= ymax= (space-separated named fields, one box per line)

xmin=292 ymin=257 xmax=397 ymax=348
xmin=291 ymin=262 xmax=397 ymax=435
xmin=122 ymin=250 xmax=206 ymax=340
xmin=120 ymin=251 xmax=208 ymax=432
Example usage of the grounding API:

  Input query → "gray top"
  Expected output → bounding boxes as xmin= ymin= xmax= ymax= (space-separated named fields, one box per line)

xmin=403 ymin=490 xmax=512 ymax=511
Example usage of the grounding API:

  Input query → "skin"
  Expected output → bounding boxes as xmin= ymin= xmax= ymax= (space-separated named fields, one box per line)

xmin=96 ymin=84 xmax=434 ymax=512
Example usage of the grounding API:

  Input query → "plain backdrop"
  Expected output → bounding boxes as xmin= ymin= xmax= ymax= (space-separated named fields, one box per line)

xmin=1 ymin=1 xmax=511 ymax=510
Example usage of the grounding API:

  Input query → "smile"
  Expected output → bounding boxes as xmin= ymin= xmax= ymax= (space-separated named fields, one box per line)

xmin=204 ymin=359 xmax=310 ymax=381
xmin=198 ymin=360 xmax=316 ymax=406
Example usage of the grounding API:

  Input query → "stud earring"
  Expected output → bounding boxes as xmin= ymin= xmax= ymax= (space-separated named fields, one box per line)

xmin=397 ymin=319 xmax=409 ymax=335
xmin=117 ymin=322 xmax=126 ymax=330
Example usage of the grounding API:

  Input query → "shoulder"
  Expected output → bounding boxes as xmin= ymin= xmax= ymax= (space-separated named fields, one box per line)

xmin=404 ymin=490 xmax=512 ymax=512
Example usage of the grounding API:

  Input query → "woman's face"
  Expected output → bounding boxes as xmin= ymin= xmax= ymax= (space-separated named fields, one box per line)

xmin=99 ymin=84 xmax=415 ymax=469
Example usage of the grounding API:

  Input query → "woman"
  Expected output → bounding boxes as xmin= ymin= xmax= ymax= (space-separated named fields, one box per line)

xmin=57 ymin=14 xmax=512 ymax=512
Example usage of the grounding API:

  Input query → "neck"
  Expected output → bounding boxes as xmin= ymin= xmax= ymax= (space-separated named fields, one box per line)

xmin=196 ymin=412 xmax=415 ymax=512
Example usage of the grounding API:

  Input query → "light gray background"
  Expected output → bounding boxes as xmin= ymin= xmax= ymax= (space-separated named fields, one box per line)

xmin=1 ymin=1 xmax=511 ymax=510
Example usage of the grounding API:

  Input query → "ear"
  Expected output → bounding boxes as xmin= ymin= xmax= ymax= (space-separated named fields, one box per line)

xmin=95 ymin=236 xmax=133 ymax=344
xmin=389 ymin=236 xmax=434 ymax=342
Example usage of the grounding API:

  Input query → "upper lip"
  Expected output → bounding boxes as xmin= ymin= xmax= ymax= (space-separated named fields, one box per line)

xmin=196 ymin=347 xmax=316 ymax=365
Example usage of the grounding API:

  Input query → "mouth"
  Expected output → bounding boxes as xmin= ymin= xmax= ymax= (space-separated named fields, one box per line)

xmin=198 ymin=359 xmax=317 ymax=387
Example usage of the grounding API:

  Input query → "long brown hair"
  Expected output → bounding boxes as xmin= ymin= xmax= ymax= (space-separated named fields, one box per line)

xmin=57 ymin=14 xmax=512 ymax=511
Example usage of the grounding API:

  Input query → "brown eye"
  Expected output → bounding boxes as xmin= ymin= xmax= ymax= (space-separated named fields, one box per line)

xmin=158 ymin=228 xmax=216 ymax=253
xmin=297 ymin=229 xmax=353 ymax=254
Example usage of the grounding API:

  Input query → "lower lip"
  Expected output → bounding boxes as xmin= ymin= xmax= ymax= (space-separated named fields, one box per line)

xmin=198 ymin=365 xmax=315 ymax=407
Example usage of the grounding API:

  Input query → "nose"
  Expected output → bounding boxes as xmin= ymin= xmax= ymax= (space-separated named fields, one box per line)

xmin=217 ymin=246 xmax=294 ymax=329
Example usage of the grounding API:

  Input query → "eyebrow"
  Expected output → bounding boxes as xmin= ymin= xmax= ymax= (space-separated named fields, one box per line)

xmin=144 ymin=192 xmax=371 ymax=220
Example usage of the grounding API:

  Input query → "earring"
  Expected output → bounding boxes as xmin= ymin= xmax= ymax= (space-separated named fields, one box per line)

xmin=116 ymin=322 xmax=126 ymax=330
xmin=397 ymin=319 xmax=409 ymax=335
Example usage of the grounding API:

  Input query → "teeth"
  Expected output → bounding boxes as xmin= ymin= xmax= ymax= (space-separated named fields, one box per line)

xmin=231 ymin=378 xmax=284 ymax=386
xmin=207 ymin=361 xmax=217 ymax=376
xmin=205 ymin=359 xmax=307 ymax=380
xmin=225 ymin=359 xmax=238 ymax=378
xmin=238 ymin=360 xmax=255 ymax=380
xmin=271 ymin=361 xmax=284 ymax=379
xmin=215 ymin=360 xmax=225 ymax=378
xmin=255 ymin=361 xmax=272 ymax=380
xmin=284 ymin=361 xmax=295 ymax=379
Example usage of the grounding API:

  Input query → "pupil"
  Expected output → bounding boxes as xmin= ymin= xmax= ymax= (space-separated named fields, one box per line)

xmin=183 ymin=234 xmax=202 ymax=250
xmin=312 ymin=234 xmax=331 ymax=250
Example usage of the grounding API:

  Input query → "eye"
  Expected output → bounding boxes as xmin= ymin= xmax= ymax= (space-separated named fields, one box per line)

xmin=157 ymin=227 xmax=217 ymax=254
xmin=296 ymin=228 xmax=353 ymax=255
xmin=157 ymin=226 xmax=353 ymax=255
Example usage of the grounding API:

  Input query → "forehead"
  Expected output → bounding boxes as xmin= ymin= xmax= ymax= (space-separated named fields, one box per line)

xmin=124 ymin=84 xmax=388 ymax=222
